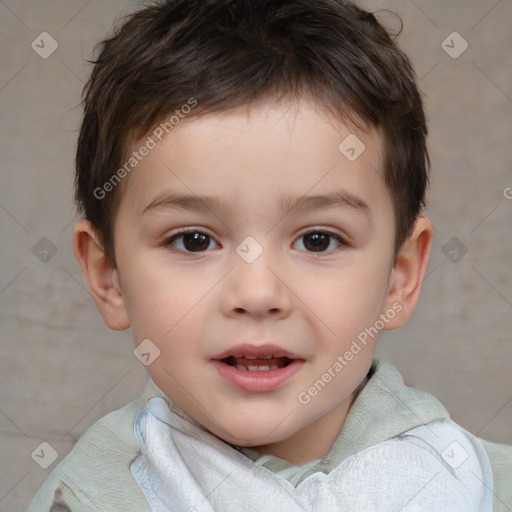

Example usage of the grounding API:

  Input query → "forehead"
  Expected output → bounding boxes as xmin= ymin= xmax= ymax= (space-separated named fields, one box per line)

xmin=119 ymin=98 xmax=390 ymax=221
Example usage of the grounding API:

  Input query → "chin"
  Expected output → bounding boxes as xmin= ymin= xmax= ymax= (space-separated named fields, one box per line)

xmin=209 ymin=416 xmax=297 ymax=448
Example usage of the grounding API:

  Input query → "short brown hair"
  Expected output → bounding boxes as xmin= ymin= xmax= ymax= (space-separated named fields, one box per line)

xmin=75 ymin=0 xmax=429 ymax=266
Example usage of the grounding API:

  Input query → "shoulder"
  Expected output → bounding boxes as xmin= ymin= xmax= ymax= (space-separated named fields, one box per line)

xmin=339 ymin=418 xmax=495 ymax=511
xmin=345 ymin=361 xmax=503 ymax=510
xmin=480 ymin=438 xmax=512 ymax=512
xmin=398 ymin=418 xmax=512 ymax=512
xmin=26 ymin=381 xmax=163 ymax=512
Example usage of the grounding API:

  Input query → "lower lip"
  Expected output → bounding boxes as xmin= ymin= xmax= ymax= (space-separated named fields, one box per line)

xmin=211 ymin=360 xmax=303 ymax=392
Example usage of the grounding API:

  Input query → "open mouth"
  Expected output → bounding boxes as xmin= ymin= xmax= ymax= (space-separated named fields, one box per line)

xmin=222 ymin=355 xmax=294 ymax=372
xmin=211 ymin=344 xmax=304 ymax=391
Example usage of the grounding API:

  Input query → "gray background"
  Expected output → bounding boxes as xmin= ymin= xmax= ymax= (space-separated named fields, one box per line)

xmin=1 ymin=0 xmax=511 ymax=510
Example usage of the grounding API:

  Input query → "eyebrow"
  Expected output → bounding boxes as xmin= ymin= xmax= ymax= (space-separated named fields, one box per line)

xmin=142 ymin=190 xmax=371 ymax=218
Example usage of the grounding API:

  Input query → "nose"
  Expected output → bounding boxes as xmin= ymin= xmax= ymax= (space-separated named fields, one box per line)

xmin=221 ymin=250 xmax=293 ymax=320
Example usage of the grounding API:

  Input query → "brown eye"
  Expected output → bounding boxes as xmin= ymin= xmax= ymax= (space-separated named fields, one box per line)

xmin=166 ymin=231 xmax=218 ymax=253
xmin=294 ymin=230 xmax=345 ymax=253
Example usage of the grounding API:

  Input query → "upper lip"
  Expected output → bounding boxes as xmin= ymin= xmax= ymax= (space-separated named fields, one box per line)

xmin=211 ymin=343 xmax=303 ymax=361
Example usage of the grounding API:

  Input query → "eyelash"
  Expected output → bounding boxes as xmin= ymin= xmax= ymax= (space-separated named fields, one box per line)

xmin=164 ymin=228 xmax=347 ymax=255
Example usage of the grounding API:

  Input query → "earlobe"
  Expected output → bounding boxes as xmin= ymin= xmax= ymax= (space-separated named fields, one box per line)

xmin=382 ymin=217 xmax=434 ymax=330
xmin=73 ymin=219 xmax=130 ymax=331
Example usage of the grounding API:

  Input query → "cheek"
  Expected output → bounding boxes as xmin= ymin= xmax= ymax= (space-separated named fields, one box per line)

xmin=298 ymin=256 xmax=390 ymax=338
xmin=121 ymin=260 xmax=215 ymax=354
xmin=119 ymin=259 xmax=186 ymax=340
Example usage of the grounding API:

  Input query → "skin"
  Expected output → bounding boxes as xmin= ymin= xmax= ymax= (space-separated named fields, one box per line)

xmin=74 ymin=97 xmax=433 ymax=464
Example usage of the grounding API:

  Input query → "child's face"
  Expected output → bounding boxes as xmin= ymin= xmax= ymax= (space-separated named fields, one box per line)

xmin=112 ymin=99 xmax=400 ymax=461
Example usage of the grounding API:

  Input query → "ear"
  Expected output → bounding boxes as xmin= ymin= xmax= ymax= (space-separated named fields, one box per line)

xmin=73 ymin=219 xmax=130 ymax=331
xmin=382 ymin=216 xmax=434 ymax=330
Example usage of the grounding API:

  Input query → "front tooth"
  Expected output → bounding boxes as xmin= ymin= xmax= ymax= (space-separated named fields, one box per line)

xmin=235 ymin=365 xmax=248 ymax=371
xmin=245 ymin=356 xmax=258 ymax=360
xmin=259 ymin=366 xmax=270 ymax=371
xmin=248 ymin=365 xmax=259 ymax=371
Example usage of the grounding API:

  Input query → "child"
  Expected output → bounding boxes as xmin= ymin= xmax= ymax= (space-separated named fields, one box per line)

xmin=28 ymin=0 xmax=512 ymax=510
